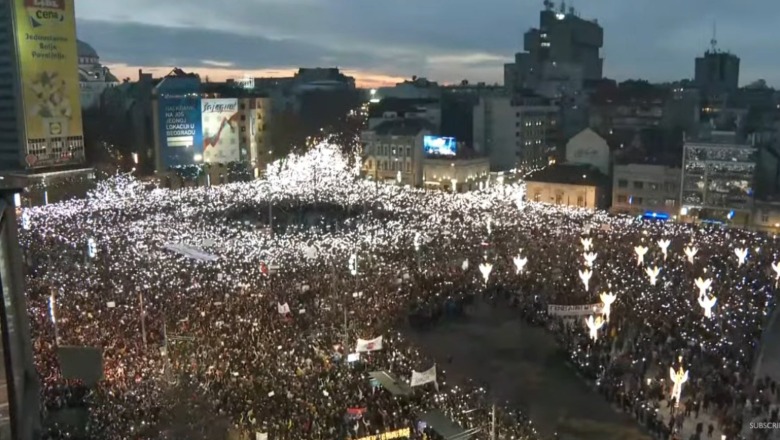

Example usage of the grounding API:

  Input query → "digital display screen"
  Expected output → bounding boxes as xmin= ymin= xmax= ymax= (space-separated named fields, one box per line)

xmin=423 ymin=136 xmax=456 ymax=156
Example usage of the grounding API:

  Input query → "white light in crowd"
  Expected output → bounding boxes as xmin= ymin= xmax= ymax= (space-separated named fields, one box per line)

xmin=478 ymin=262 xmax=492 ymax=284
xmin=87 ymin=237 xmax=97 ymax=258
xmin=132 ymin=152 xmax=139 ymax=164
xmin=771 ymin=261 xmax=780 ymax=280
xmin=461 ymin=259 xmax=468 ymax=271
xmin=657 ymin=239 xmax=671 ymax=260
xmin=578 ymin=268 xmax=592 ymax=291
xmin=581 ymin=237 xmax=593 ymax=251
xmin=734 ymin=247 xmax=748 ymax=267
xmin=583 ymin=252 xmax=597 ymax=268
xmin=599 ymin=292 xmax=616 ymax=322
xmin=396 ymin=171 xmax=401 ymax=184
xmin=694 ymin=277 xmax=712 ymax=297
xmin=513 ymin=255 xmax=527 ymax=274
xmin=13 ymin=193 xmax=21 ymax=208
xmin=698 ymin=293 xmax=717 ymax=318
xmin=669 ymin=358 xmax=689 ymax=407
xmin=21 ymin=211 xmax=30 ymax=230
xmin=451 ymin=178 xmax=457 ymax=193
xmin=348 ymin=253 xmax=358 ymax=276
xmin=413 ymin=232 xmax=421 ymax=252
xmin=645 ymin=266 xmax=661 ymax=286
xmin=634 ymin=245 xmax=648 ymax=266
xmin=584 ymin=315 xmax=604 ymax=341
xmin=684 ymin=246 xmax=698 ymax=264
xmin=194 ymin=154 xmax=203 ymax=162
xmin=48 ymin=293 xmax=56 ymax=325
xmin=486 ymin=216 xmax=492 ymax=235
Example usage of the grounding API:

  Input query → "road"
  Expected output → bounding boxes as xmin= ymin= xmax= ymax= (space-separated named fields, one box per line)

xmin=405 ymin=301 xmax=649 ymax=440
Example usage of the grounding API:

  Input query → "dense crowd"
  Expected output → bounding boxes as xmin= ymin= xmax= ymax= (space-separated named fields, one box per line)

xmin=21 ymin=144 xmax=780 ymax=439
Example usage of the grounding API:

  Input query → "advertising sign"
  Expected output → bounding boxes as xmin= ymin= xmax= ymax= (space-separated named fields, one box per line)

xmin=423 ymin=136 xmax=457 ymax=156
xmin=159 ymin=95 xmax=202 ymax=169
xmin=201 ymin=98 xmax=240 ymax=163
xmin=14 ymin=0 xmax=84 ymax=167
xmin=547 ymin=303 xmax=604 ymax=317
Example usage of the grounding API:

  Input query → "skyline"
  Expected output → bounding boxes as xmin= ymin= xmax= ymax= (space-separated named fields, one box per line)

xmin=74 ymin=0 xmax=780 ymax=88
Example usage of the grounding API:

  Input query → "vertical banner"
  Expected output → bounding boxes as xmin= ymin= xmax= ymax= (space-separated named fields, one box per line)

xmin=14 ymin=0 xmax=84 ymax=168
xmin=201 ymin=98 xmax=240 ymax=163
xmin=158 ymin=95 xmax=203 ymax=169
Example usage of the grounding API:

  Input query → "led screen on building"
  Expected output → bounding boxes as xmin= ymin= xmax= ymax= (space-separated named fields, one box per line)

xmin=201 ymin=98 xmax=240 ymax=163
xmin=423 ymin=136 xmax=457 ymax=157
xmin=158 ymin=95 xmax=203 ymax=169
xmin=14 ymin=0 xmax=85 ymax=168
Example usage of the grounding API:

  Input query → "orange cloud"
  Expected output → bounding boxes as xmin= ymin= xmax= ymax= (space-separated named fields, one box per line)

xmin=105 ymin=63 xmax=407 ymax=89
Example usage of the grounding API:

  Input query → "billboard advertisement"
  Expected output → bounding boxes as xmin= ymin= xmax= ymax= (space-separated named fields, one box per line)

xmin=159 ymin=95 xmax=203 ymax=169
xmin=201 ymin=98 xmax=240 ymax=163
xmin=423 ymin=136 xmax=457 ymax=157
xmin=14 ymin=0 xmax=84 ymax=168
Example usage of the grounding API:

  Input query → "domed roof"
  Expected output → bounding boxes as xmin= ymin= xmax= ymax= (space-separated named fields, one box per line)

xmin=77 ymin=40 xmax=99 ymax=59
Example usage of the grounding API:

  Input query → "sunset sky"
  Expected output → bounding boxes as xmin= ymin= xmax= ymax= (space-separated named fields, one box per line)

xmin=74 ymin=0 xmax=780 ymax=88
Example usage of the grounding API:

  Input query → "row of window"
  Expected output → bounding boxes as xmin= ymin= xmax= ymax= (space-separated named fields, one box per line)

xmin=615 ymin=195 xmax=677 ymax=207
xmin=531 ymin=192 xmax=586 ymax=207
xmin=616 ymin=179 xmax=676 ymax=192
xmin=369 ymin=144 xmax=412 ymax=157
xmin=367 ymin=159 xmax=412 ymax=172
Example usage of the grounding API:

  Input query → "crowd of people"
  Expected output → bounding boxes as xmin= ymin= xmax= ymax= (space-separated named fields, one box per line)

xmin=21 ymin=144 xmax=780 ymax=439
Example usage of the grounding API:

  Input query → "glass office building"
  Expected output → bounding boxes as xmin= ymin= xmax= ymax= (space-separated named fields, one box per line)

xmin=680 ymin=130 xmax=757 ymax=224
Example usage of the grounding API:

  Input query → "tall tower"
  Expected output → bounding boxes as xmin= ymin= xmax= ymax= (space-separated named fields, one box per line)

xmin=694 ymin=24 xmax=740 ymax=96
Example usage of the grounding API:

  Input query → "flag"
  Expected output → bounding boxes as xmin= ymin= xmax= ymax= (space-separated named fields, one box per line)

xmin=410 ymin=365 xmax=437 ymax=387
xmin=277 ymin=303 xmax=291 ymax=315
xmin=355 ymin=336 xmax=383 ymax=352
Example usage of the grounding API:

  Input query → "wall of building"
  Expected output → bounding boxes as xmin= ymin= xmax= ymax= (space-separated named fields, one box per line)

xmin=565 ymin=128 xmax=610 ymax=175
xmin=473 ymin=96 xmax=558 ymax=171
xmin=0 ymin=0 xmax=24 ymax=171
xmin=362 ymin=133 xmax=425 ymax=186
xmin=612 ymin=164 xmax=681 ymax=215
xmin=422 ymin=158 xmax=490 ymax=191
xmin=526 ymin=181 xmax=600 ymax=209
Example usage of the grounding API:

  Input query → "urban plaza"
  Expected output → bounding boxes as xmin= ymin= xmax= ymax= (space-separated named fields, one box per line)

xmin=13 ymin=143 xmax=780 ymax=440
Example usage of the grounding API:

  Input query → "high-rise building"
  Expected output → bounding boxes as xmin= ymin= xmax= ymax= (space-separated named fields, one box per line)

xmin=2 ymin=0 xmax=85 ymax=172
xmin=505 ymin=1 xmax=603 ymax=95
xmin=695 ymin=50 xmax=740 ymax=96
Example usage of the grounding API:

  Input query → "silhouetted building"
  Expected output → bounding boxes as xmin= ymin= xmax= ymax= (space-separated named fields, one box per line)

xmin=505 ymin=1 xmax=603 ymax=95
xmin=695 ymin=50 xmax=740 ymax=96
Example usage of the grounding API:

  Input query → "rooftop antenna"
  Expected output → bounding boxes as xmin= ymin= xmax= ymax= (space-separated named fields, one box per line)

xmin=710 ymin=21 xmax=718 ymax=53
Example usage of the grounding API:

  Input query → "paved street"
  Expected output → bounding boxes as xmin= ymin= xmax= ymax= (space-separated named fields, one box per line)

xmin=406 ymin=301 xmax=650 ymax=440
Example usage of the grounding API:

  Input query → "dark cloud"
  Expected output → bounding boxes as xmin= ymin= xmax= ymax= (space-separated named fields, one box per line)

xmin=75 ymin=19 xmax=418 ymax=75
xmin=76 ymin=0 xmax=780 ymax=85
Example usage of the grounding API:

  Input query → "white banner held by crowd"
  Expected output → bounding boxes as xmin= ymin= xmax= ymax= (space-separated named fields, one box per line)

xmin=277 ymin=303 xmax=290 ymax=315
xmin=355 ymin=336 xmax=383 ymax=352
xmin=410 ymin=365 xmax=437 ymax=387
xmin=163 ymin=243 xmax=218 ymax=262
xmin=547 ymin=303 xmax=604 ymax=317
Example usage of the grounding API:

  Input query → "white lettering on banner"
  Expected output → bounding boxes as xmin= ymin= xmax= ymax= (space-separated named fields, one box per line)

xmin=355 ymin=336 xmax=383 ymax=353
xmin=203 ymin=101 xmax=238 ymax=113
xmin=410 ymin=365 xmax=437 ymax=387
xmin=547 ymin=303 xmax=604 ymax=317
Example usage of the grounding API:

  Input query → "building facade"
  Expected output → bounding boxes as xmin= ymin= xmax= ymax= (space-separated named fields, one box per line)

xmin=680 ymin=130 xmax=757 ymax=225
xmin=2 ymin=0 xmax=85 ymax=171
xmin=564 ymin=128 xmax=610 ymax=175
xmin=525 ymin=164 xmax=609 ymax=210
xmin=504 ymin=2 xmax=603 ymax=94
xmin=362 ymin=119 xmax=431 ymax=186
xmin=77 ymin=40 xmax=119 ymax=110
xmin=695 ymin=50 xmax=740 ymax=97
xmin=612 ymin=163 xmax=681 ymax=216
xmin=422 ymin=157 xmax=490 ymax=192
xmin=473 ymin=96 xmax=559 ymax=171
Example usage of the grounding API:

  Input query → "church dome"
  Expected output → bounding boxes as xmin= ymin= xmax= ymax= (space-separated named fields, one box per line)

xmin=77 ymin=40 xmax=99 ymax=60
